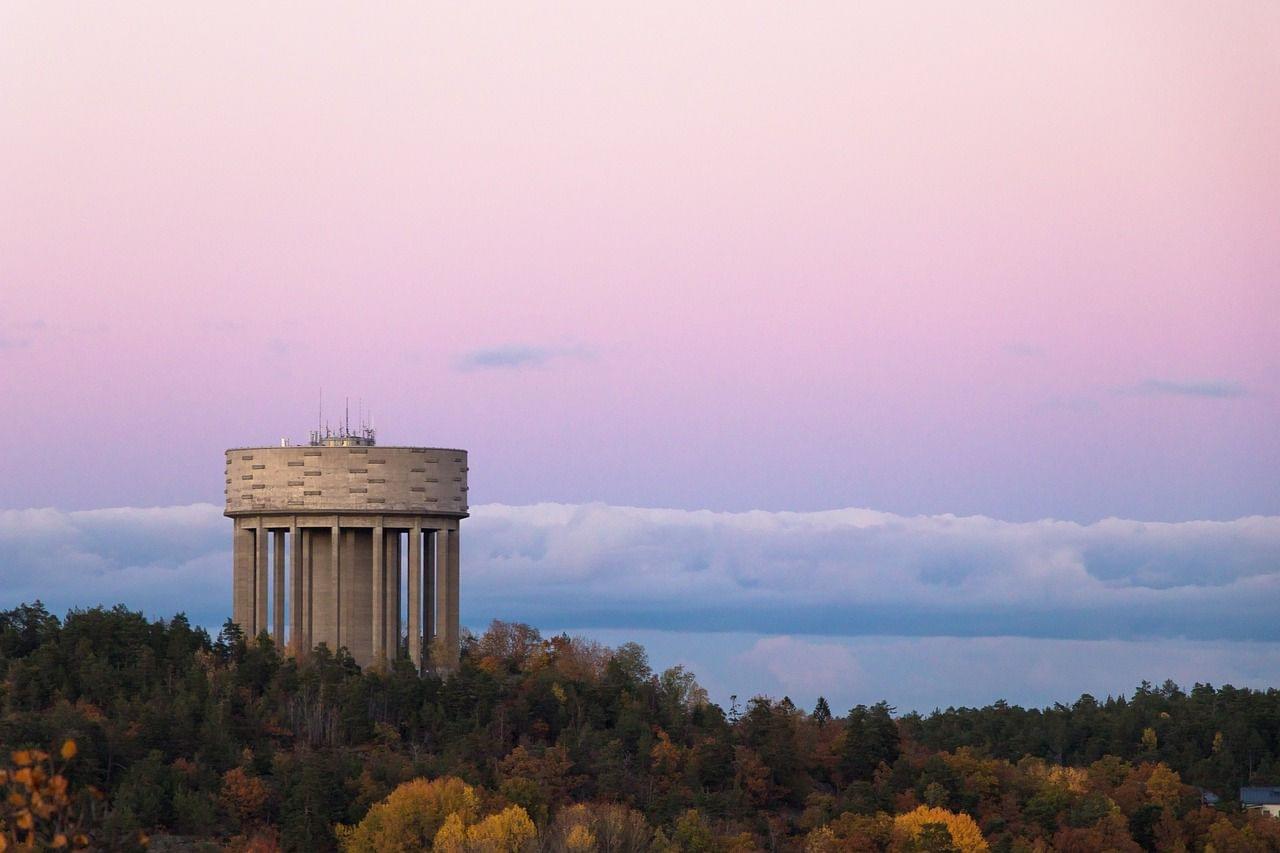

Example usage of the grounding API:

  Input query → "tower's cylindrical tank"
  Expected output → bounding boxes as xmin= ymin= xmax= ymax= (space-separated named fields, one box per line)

xmin=224 ymin=445 xmax=468 ymax=517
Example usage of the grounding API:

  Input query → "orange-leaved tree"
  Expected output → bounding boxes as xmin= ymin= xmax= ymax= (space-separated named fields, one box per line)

xmin=0 ymin=739 xmax=100 ymax=851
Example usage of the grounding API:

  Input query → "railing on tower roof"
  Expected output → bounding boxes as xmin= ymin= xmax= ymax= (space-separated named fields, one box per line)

xmin=309 ymin=425 xmax=377 ymax=447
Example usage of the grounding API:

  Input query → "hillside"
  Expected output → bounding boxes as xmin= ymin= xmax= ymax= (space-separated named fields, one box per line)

xmin=2 ymin=603 xmax=1279 ymax=851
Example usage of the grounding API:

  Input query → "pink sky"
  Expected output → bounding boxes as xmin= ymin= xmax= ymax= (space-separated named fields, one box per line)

xmin=2 ymin=3 xmax=1277 ymax=520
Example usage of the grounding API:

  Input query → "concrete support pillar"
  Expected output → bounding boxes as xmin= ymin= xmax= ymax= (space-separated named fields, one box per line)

xmin=331 ymin=524 xmax=341 ymax=651
xmin=408 ymin=522 xmax=422 ymax=670
xmin=255 ymin=519 xmax=269 ymax=639
xmin=289 ymin=524 xmax=301 ymax=654
xmin=273 ymin=530 xmax=286 ymax=643
xmin=384 ymin=530 xmax=400 ymax=659
xmin=371 ymin=522 xmax=384 ymax=665
xmin=436 ymin=526 xmax=460 ymax=670
xmin=337 ymin=529 xmax=372 ymax=664
xmin=445 ymin=527 xmax=460 ymax=666
xmin=433 ymin=528 xmax=448 ymax=668
xmin=423 ymin=529 xmax=435 ymax=650
xmin=310 ymin=528 xmax=334 ymax=651
xmin=300 ymin=528 xmax=312 ymax=653
xmin=232 ymin=521 xmax=255 ymax=635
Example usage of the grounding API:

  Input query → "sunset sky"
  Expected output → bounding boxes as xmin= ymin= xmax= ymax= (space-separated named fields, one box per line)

xmin=2 ymin=3 xmax=1277 ymax=709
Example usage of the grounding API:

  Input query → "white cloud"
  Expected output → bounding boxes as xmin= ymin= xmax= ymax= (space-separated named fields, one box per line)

xmin=738 ymin=636 xmax=864 ymax=699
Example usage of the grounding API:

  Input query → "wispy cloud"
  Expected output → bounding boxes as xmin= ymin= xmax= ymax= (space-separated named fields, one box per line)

xmin=198 ymin=319 xmax=243 ymax=334
xmin=1002 ymin=342 xmax=1045 ymax=358
xmin=4 ymin=502 xmax=1279 ymax=646
xmin=0 ymin=319 xmax=46 ymax=351
xmin=1119 ymin=378 xmax=1248 ymax=399
xmin=454 ymin=343 xmax=593 ymax=371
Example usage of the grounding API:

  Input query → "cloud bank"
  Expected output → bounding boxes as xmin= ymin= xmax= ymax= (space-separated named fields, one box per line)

xmin=2 ymin=502 xmax=1278 ymax=645
xmin=469 ymin=504 xmax=1280 ymax=641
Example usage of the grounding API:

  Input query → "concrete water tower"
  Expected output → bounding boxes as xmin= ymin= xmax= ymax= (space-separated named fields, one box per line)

xmin=224 ymin=422 xmax=467 ymax=671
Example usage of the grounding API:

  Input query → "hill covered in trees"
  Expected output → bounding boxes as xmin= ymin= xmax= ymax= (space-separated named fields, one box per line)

xmin=2 ymin=602 xmax=1280 ymax=851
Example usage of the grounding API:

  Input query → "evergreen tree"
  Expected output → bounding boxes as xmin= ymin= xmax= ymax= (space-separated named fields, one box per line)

xmin=841 ymin=702 xmax=901 ymax=783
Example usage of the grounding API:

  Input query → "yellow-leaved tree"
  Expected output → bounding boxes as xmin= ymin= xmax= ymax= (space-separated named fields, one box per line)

xmin=335 ymin=776 xmax=478 ymax=853
xmin=1144 ymin=763 xmax=1185 ymax=809
xmin=433 ymin=813 xmax=468 ymax=851
xmin=564 ymin=823 xmax=597 ymax=852
xmin=433 ymin=804 xmax=537 ymax=852
xmin=892 ymin=805 xmax=988 ymax=853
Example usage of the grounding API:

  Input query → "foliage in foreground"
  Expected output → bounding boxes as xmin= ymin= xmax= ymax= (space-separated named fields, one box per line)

xmin=3 ymin=601 xmax=1280 ymax=851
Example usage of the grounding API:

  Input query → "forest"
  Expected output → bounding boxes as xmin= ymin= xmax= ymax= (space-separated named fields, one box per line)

xmin=2 ymin=601 xmax=1280 ymax=852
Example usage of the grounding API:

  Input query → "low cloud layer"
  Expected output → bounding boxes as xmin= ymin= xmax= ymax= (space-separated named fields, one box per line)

xmin=2 ymin=502 xmax=1278 ymax=646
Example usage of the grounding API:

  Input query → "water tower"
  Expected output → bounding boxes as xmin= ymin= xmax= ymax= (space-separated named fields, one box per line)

xmin=223 ymin=421 xmax=467 ymax=671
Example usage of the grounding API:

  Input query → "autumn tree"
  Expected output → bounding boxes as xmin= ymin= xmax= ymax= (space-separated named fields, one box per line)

xmin=0 ymin=740 xmax=98 ymax=851
xmin=475 ymin=621 xmax=545 ymax=674
xmin=892 ymin=806 xmax=988 ymax=853
xmin=219 ymin=767 xmax=270 ymax=830
xmin=497 ymin=744 xmax=578 ymax=823
xmin=806 ymin=812 xmax=894 ymax=852
xmin=433 ymin=805 xmax=537 ymax=852
xmin=335 ymin=777 xmax=478 ymax=852
xmin=546 ymin=803 xmax=654 ymax=853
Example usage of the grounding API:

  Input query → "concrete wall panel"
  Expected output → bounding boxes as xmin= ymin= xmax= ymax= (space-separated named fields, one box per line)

xmin=225 ymin=446 xmax=468 ymax=517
